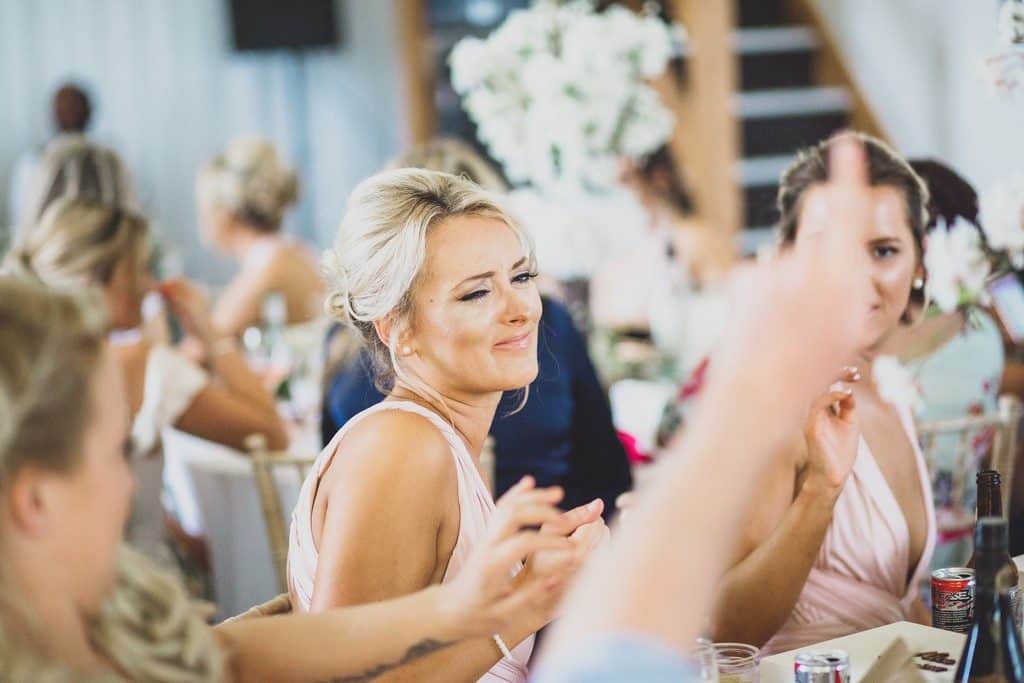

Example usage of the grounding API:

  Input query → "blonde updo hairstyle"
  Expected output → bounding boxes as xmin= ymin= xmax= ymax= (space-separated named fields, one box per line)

xmin=324 ymin=168 xmax=535 ymax=412
xmin=0 ymin=277 xmax=222 ymax=681
xmin=5 ymin=197 xmax=150 ymax=289
xmin=324 ymin=139 xmax=510 ymax=376
xmin=18 ymin=137 xmax=138 ymax=235
xmin=198 ymin=137 xmax=299 ymax=232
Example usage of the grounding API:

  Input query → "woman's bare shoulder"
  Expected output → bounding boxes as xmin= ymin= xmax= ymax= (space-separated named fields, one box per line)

xmin=321 ymin=408 xmax=456 ymax=491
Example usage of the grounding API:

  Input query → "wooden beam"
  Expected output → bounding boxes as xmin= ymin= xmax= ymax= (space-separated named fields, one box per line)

xmin=784 ymin=0 xmax=889 ymax=142
xmin=666 ymin=0 xmax=742 ymax=235
xmin=394 ymin=0 xmax=436 ymax=146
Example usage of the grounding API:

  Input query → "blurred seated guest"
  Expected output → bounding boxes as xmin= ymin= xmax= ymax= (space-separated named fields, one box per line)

xmin=0 ymin=276 xmax=575 ymax=682
xmin=882 ymin=160 xmax=1006 ymax=566
xmin=322 ymin=138 xmax=632 ymax=516
xmin=5 ymin=194 xmax=287 ymax=569
xmin=622 ymin=146 xmax=735 ymax=285
xmin=289 ymin=168 xmax=607 ymax=682
xmin=589 ymin=146 xmax=734 ymax=373
xmin=197 ymin=137 xmax=324 ymax=337
xmin=711 ymin=134 xmax=936 ymax=653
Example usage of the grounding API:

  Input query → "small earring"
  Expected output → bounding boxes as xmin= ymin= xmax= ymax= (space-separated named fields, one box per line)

xmin=913 ymin=277 xmax=924 ymax=290
xmin=401 ymin=345 xmax=412 ymax=356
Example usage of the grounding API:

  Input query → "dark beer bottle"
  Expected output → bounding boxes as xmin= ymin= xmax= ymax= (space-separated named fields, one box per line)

xmin=956 ymin=518 xmax=1024 ymax=682
xmin=968 ymin=471 xmax=1020 ymax=611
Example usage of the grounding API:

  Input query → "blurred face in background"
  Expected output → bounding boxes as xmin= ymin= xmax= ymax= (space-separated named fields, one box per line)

xmin=792 ymin=185 xmax=922 ymax=351
xmin=196 ymin=197 xmax=235 ymax=252
xmin=103 ymin=247 xmax=154 ymax=331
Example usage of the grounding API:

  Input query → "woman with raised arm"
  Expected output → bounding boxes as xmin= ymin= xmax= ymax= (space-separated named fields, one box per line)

xmin=5 ymin=194 xmax=286 ymax=568
xmin=288 ymin=168 xmax=607 ymax=682
xmin=533 ymin=135 xmax=891 ymax=681
xmin=708 ymin=134 xmax=938 ymax=652
xmin=0 ymin=275 xmax=571 ymax=682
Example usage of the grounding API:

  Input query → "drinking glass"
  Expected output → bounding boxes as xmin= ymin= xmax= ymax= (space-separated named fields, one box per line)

xmin=693 ymin=637 xmax=719 ymax=682
xmin=714 ymin=642 xmax=760 ymax=683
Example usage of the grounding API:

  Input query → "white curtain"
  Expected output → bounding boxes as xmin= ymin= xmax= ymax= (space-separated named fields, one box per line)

xmin=0 ymin=0 xmax=401 ymax=281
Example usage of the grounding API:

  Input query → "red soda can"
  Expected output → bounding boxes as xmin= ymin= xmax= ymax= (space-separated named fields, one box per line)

xmin=932 ymin=567 xmax=975 ymax=633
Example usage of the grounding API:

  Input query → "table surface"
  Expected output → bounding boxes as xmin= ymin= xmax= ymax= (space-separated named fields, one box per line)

xmin=759 ymin=555 xmax=1024 ymax=682
xmin=760 ymin=621 xmax=964 ymax=682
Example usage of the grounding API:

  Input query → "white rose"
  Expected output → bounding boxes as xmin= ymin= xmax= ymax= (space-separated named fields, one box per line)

xmin=873 ymin=355 xmax=924 ymax=415
xmin=979 ymin=173 xmax=1024 ymax=263
xmin=617 ymin=86 xmax=675 ymax=157
xmin=999 ymin=0 xmax=1024 ymax=44
xmin=449 ymin=37 xmax=489 ymax=93
xmin=521 ymin=53 xmax=569 ymax=100
xmin=492 ymin=6 xmax=555 ymax=58
xmin=638 ymin=16 xmax=673 ymax=77
xmin=923 ymin=217 xmax=992 ymax=313
xmin=582 ymin=155 xmax=620 ymax=189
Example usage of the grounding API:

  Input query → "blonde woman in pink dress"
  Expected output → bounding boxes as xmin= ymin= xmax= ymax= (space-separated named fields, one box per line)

xmin=288 ymin=169 xmax=607 ymax=682
xmin=710 ymin=134 xmax=937 ymax=653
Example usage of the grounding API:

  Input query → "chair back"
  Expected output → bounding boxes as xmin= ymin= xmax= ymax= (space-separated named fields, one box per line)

xmin=917 ymin=394 xmax=1022 ymax=536
xmin=246 ymin=433 xmax=317 ymax=593
xmin=219 ymin=593 xmax=292 ymax=625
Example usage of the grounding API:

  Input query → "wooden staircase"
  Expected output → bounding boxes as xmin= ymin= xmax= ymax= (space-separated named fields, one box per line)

xmin=670 ymin=0 xmax=887 ymax=253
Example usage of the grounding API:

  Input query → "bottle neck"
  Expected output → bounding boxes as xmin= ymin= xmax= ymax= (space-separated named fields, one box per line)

xmin=977 ymin=548 xmax=1009 ymax=586
xmin=978 ymin=472 xmax=1004 ymax=518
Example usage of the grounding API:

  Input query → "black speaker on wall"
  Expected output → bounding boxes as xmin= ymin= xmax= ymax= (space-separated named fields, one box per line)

xmin=228 ymin=0 xmax=341 ymax=51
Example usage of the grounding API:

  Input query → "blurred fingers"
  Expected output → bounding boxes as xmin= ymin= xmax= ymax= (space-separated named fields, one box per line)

xmin=492 ymin=501 xmax=567 ymax=539
xmin=828 ymin=132 xmax=869 ymax=189
xmin=541 ymin=499 xmax=603 ymax=536
xmin=491 ymin=532 xmax=572 ymax=574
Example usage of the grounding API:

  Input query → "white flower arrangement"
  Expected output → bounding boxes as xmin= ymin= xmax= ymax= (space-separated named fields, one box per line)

xmin=918 ymin=175 xmax=1024 ymax=316
xmin=979 ymin=173 xmax=1024 ymax=267
xmin=984 ymin=1 xmax=1024 ymax=97
xmin=924 ymin=217 xmax=992 ymax=314
xmin=999 ymin=0 xmax=1024 ymax=44
xmin=449 ymin=1 xmax=683 ymax=193
xmin=503 ymin=185 xmax=649 ymax=279
xmin=873 ymin=355 xmax=925 ymax=416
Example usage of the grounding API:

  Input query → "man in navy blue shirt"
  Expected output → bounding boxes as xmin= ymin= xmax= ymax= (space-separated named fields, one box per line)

xmin=321 ymin=296 xmax=632 ymax=518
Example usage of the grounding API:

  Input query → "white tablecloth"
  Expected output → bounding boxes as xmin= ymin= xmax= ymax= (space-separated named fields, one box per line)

xmin=163 ymin=427 xmax=318 ymax=619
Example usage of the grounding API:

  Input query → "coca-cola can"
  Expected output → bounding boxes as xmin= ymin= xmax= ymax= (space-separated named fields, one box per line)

xmin=932 ymin=567 xmax=975 ymax=633
xmin=794 ymin=650 xmax=850 ymax=682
